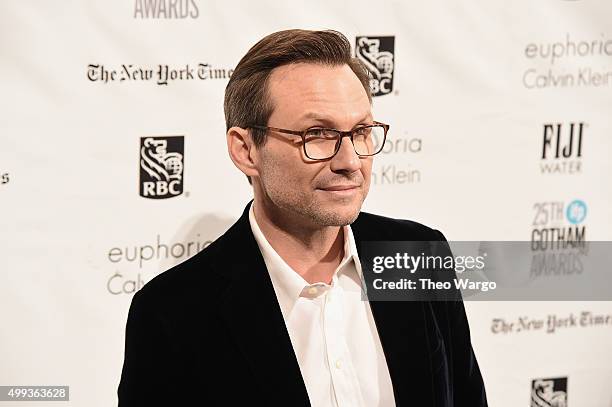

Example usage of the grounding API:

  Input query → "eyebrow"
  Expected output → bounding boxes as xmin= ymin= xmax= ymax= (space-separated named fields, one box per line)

xmin=297 ymin=112 xmax=373 ymax=128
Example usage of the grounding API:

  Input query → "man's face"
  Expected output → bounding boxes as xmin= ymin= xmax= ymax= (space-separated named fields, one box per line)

xmin=252 ymin=62 xmax=373 ymax=228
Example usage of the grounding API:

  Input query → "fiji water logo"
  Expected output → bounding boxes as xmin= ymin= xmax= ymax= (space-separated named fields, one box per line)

xmin=540 ymin=122 xmax=584 ymax=175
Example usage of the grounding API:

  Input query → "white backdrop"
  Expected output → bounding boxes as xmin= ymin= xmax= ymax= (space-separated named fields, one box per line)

xmin=1 ymin=1 xmax=611 ymax=406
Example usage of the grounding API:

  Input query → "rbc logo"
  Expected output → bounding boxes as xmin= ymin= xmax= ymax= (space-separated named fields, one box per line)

xmin=530 ymin=377 xmax=567 ymax=407
xmin=355 ymin=36 xmax=395 ymax=97
xmin=566 ymin=199 xmax=587 ymax=225
xmin=139 ymin=136 xmax=184 ymax=199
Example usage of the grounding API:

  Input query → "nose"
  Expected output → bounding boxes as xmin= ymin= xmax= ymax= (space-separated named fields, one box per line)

xmin=329 ymin=135 xmax=362 ymax=173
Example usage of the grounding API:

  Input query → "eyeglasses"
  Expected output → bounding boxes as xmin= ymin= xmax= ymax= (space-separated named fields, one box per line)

xmin=247 ymin=121 xmax=389 ymax=160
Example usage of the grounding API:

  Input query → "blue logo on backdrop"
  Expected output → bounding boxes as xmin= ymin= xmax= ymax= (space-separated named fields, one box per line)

xmin=566 ymin=199 xmax=587 ymax=224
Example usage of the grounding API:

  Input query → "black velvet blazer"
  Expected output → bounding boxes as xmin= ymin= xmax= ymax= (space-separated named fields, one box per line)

xmin=118 ymin=201 xmax=488 ymax=407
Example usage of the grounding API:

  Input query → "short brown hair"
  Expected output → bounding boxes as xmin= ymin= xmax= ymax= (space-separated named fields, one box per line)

xmin=224 ymin=29 xmax=372 ymax=149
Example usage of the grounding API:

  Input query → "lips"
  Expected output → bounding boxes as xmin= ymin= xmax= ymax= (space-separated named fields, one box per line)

xmin=319 ymin=184 xmax=360 ymax=191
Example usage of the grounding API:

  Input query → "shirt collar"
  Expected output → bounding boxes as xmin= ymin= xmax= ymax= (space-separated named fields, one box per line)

xmin=248 ymin=202 xmax=363 ymax=318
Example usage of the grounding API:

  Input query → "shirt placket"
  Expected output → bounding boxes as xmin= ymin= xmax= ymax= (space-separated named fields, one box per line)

xmin=322 ymin=282 xmax=364 ymax=407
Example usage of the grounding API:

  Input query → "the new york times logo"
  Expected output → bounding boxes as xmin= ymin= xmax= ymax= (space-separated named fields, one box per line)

xmin=139 ymin=136 xmax=184 ymax=199
xmin=0 ymin=171 xmax=8 ymax=185
xmin=531 ymin=377 xmax=567 ymax=407
xmin=134 ymin=0 xmax=199 ymax=19
xmin=356 ymin=36 xmax=395 ymax=96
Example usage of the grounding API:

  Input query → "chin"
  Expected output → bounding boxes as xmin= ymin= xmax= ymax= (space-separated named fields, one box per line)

xmin=339 ymin=212 xmax=360 ymax=226
xmin=317 ymin=206 xmax=361 ymax=227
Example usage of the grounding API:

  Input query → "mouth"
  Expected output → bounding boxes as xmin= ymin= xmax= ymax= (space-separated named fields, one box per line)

xmin=319 ymin=184 xmax=360 ymax=191
xmin=317 ymin=184 xmax=361 ymax=197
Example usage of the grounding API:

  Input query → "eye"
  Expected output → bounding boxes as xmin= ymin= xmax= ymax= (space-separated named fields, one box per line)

xmin=354 ymin=126 xmax=372 ymax=136
xmin=305 ymin=128 xmax=325 ymax=137
xmin=305 ymin=128 xmax=337 ymax=141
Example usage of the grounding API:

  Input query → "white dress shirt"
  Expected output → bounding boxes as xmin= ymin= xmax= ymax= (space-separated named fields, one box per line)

xmin=248 ymin=204 xmax=396 ymax=407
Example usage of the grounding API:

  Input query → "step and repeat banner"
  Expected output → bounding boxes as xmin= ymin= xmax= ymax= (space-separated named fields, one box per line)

xmin=2 ymin=1 xmax=611 ymax=406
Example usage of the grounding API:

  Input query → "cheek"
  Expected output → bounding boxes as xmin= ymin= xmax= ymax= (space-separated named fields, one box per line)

xmin=361 ymin=160 xmax=373 ymax=193
xmin=260 ymin=149 xmax=314 ymax=188
xmin=287 ymin=164 xmax=323 ymax=190
xmin=362 ymin=159 xmax=373 ymax=179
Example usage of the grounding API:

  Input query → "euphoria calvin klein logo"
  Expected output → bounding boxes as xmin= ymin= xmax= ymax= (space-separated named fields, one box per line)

xmin=139 ymin=136 xmax=184 ymax=199
xmin=531 ymin=377 xmax=567 ymax=407
xmin=355 ymin=36 xmax=395 ymax=97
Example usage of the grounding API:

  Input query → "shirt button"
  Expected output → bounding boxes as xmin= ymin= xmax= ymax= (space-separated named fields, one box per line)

xmin=308 ymin=286 xmax=318 ymax=295
xmin=335 ymin=359 xmax=342 ymax=369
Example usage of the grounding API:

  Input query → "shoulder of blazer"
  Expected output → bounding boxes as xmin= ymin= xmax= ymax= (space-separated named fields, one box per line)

xmin=127 ymin=246 xmax=231 ymax=321
xmin=351 ymin=211 xmax=446 ymax=242
xmin=129 ymin=203 xmax=259 ymax=312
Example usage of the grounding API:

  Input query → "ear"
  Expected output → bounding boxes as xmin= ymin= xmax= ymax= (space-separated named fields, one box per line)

xmin=226 ymin=126 xmax=260 ymax=179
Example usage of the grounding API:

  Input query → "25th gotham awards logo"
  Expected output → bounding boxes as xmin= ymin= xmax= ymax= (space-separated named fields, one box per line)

xmin=530 ymin=199 xmax=587 ymax=278
xmin=540 ymin=122 xmax=584 ymax=174
xmin=531 ymin=199 xmax=587 ymax=248
xmin=139 ymin=136 xmax=184 ymax=199
xmin=134 ymin=0 xmax=199 ymax=18
xmin=355 ymin=36 xmax=395 ymax=96
xmin=531 ymin=377 xmax=567 ymax=407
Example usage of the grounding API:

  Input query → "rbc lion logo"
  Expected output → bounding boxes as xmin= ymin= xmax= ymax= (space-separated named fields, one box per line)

xmin=139 ymin=136 xmax=184 ymax=199
xmin=356 ymin=36 xmax=395 ymax=97
xmin=531 ymin=377 xmax=567 ymax=407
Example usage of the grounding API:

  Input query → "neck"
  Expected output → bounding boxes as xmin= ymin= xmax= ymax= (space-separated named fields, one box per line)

xmin=252 ymin=198 xmax=345 ymax=285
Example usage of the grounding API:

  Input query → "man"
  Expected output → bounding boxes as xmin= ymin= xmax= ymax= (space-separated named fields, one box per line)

xmin=118 ymin=29 xmax=487 ymax=406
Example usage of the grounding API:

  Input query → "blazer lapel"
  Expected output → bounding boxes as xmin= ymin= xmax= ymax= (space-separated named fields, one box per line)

xmin=352 ymin=217 xmax=436 ymax=406
xmin=214 ymin=202 xmax=310 ymax=406
xmin=367 ymin=301 xmax=436 ymax=406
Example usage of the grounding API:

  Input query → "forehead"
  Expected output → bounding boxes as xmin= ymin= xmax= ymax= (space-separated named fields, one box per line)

xmin=266 ymin=63 xmax=371 ymax=126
